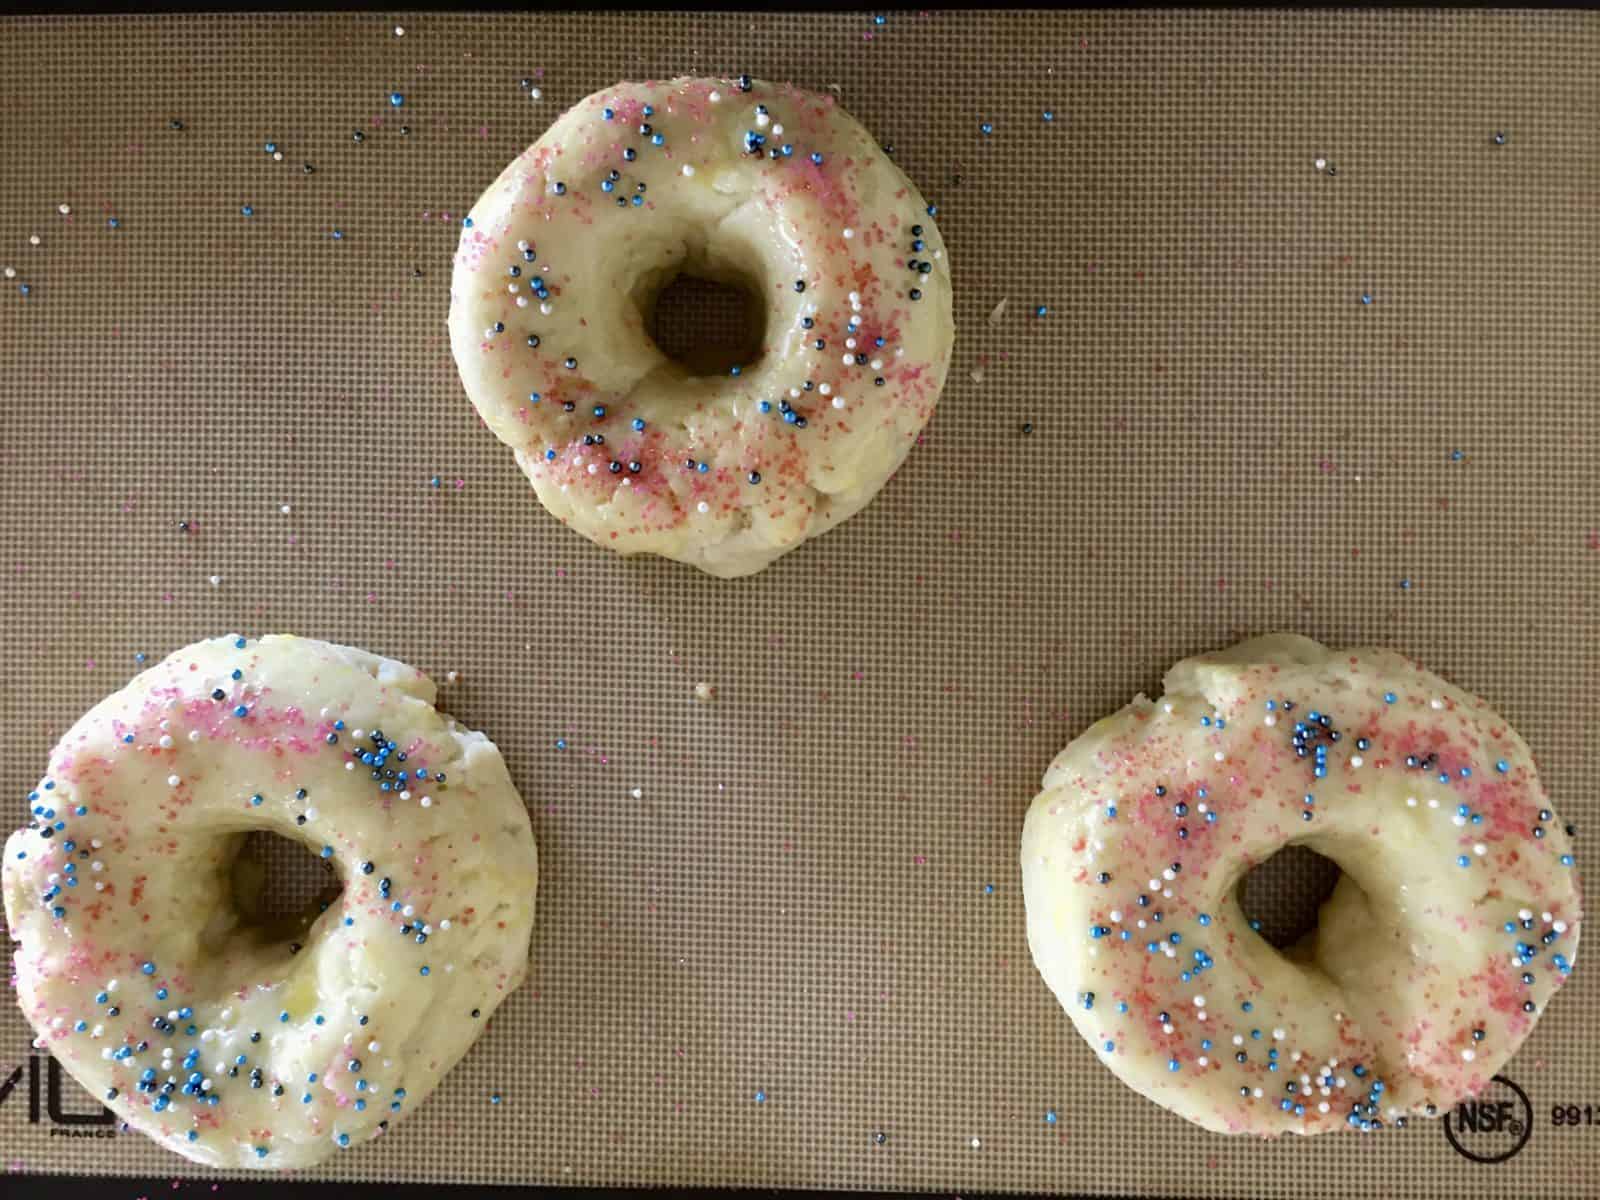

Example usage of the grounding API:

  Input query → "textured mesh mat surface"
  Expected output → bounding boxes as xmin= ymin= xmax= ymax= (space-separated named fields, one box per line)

xmin=1 ymin=10 xmax=1597 ymax=1197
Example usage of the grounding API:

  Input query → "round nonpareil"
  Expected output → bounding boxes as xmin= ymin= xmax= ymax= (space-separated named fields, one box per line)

xmin=2 ymin=635 xmax=539 ymax=1168
xmin=1020 ymin=634 xmax=1581 ymax=1135
xmin=448 ymin=77 xmax=955 ymax=578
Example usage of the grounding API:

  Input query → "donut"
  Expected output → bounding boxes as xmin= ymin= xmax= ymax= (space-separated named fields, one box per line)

xmin=448 ymin=76 xmax=955 ymax=578
xmin=1 ymin=635 xmax=539 ymax=1167
xmin=1020 ymin=633 xmax=1581 ymax=1135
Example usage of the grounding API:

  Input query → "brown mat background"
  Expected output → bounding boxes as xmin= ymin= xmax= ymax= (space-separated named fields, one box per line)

xmin=1 ymin=9 xmax=1596 ymax=1197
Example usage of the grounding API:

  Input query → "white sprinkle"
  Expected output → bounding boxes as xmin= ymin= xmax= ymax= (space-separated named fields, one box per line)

xmin=1213 ymin=751 xmax=1225 ymax=762
xmin=1453 ymin=814 xmax=1467 ymax=827
xmin=508 ymin=283 xmax=520 ymax=293
xmin=754 ymin=112 xmax=770 ymax=128
xmin=1272 ymin=1028 xmax=1285 ymax=1040
xmin=1264 ymin=713 xmax=1278 ymax=726
xmin=279 ymin=503 xmax=291 ymax=515
xmin=399 ymin=790 xmax=411 ymax=801
xmin=530 ymin=88 xmax=542 ymax=100
xmin=1430 ymin=698 xmax=1444 ymax=710
xmin=29 ymin=234 xmax=41 ymax=246
xmin=303 ymin=806 xmax=319 ymax=821
xmin=696 ymin=501 xmax=709 ymax=514
xmin=2 ymin=267 xmax=13 ymax=278
xmin=630 ymin=787 xmax=643 ymax=799
xmin=840 ymin=353 xmax=853 ymax=365
xmin=167 ymin=774 xmax=181 ymax=787
xmin=515 ymin=296 xmax=529 ymax=307
xmin=970 ymin=1137 xmax=981 ymax=1150
xmin=819 ymin=382 xmax=832 ymax=396
xmin=402 ymin=904 xmax=415 ymax=917
xmin=693 ymin=681 xmax=715 ymax=702
xmin=1461 ymin=1048 xmax=1476 ymax=1061
xmin=1253 ymin=1088 xmax=1263 ymax=1098
xmin=208 ymin=574 xmax=223 ymax=587
xmin=345 ymin=761 xmax=356 ymax=771
xmin=1196 ymin=802 xmax=1208 ymax=814
xmin=58 ymin=203 xmax=71 ymax=215
xmin=1161 ymin=867 xmax=1176 ymax=881
xmin=681 ymin=164 xmax=695 ymax=177
xmin=91 ymin=861 xmax=102 ymax=872
xmin=1542 ymin=910 xmax=1554 ymax=922
xmin=517 ymin=240 xmax=530 ymax=251
xmin=1473 ymin=843 xmax=1487 ymax=856
xmin=845 ymin=338 xmax=857 ymax=350
xmin=187 ymin=729 xmax=200 ymax=742
xmin=1405 ymin=796 xmax=1417 ymax=807
xmin=1428 ymin=798 xmax=1440 ymax=809
xmin=272 ymin=151 xmax=283 ymax=162
xmin=420 ymin=795 xmax=433 ymax=808
xmin=158 ymin=735 xmax=174 ymax=749
xmin=842 ymin=227 xmax=854 ymax=239
xmin=708 ymin=90 xmax=721 ymax=103
xmin=1350 ymin=755 xmax=1363 ymax=768
xmin=869 ymin=358 xmax=883 ymax=370
xmin=368 ymin=1041 xmax=382 ymax=1053
xmin=1318 ymin=1101 xmax=1330 ymax=1113
xmin=587 ymin=463 xmax=598 ymax=474
xmin=440 ymin=919 xmax=452 ymax=930
xmin=1314 ymin=157 xmax=1327 ymax=170
xmin=1197 ymin=1055 xmax=1208 ymax=1066
xmin=831 ymin=396 xmax=845 ymax=409
xmin=1194 ymin=995 xmax=1206 ymax=1006
xmin=394 ymin=25 xmax=404 ymax=36
xmin=540 ymin=302 xmax=553 ymax=315
xmin=1554 ymin=920 xmax=1568 ymax=933
xmin=1109 ymin=910 xmax=1122 ymax=922
xmin=771 ymin=123 xmax=783 ymax=136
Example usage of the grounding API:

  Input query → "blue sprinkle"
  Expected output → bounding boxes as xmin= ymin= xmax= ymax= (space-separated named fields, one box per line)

xmin=1361 ymin=293 xmax=1372 ymax=305
xmin=1384 ymin=692 xmax=1397 ymax=704
xmin=983 ymin=883 xmax=994 ymax=894
xmin=1034 ymin=305 xmax=1048 ymax=317
xmin=264 ymin=142 xmax=277 ymax=153
xmin=420 ymin=965 xmax=430 ymax=976
xmin=544 ymin=449 xmax=556 ymax=461
xmin=241 ymin=205 xmax=254 ymax=217
xmin=631 ymin=418 xmax=645 ymax=431
xmin=1043 ymin=110 xmax=1054 ymax=122
xmin=1103 ymin=1040 xmax=1115 ymax=1052
xmin=320 ymin=846 xmax=333 ymax=858
xmin=556 ymin=738 xmax=567 ymax=750
xmin=529 ymin=392 xmax=541 ymax=403
xmin=1457 ymin=855 xmax=1471 ymax=867
xmin=337 ymin=1132 xmax=351 ymax=1147
xmin=1561 ymin=855 xmax=1575 ymax=867
xmin=389 ymin=92 xmax=405 ymax=107
xmin=1168 ymin=1059 xmax=1181 ymax=1072
xmin=754 ymin=1089 xmax=766 ymax=1103
xmin=141 ymin=961 xmax=156 ymax=975
xmin=1198 ymin=913 xmax=1211 ymax=926
xmin=980 ymin=123 xmax=993 ymax=135
xmin=234 ymin=705 xmax=248 ymax=718
xmin=1044 ymin=1109 xmax=1057 ymax=1123
xmin=1495 ymin=760 xmax=1510 ymax=773
xmin=603 ymin=108 xmax=614 ymax=120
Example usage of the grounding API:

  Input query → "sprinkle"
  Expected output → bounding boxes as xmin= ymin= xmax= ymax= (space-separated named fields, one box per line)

xmin=389 ymin=92 xmax=405 ymax=107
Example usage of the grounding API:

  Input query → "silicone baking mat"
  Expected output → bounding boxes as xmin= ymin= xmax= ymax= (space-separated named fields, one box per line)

xmin=1 ymin=9 xmax=1596 ymax=1197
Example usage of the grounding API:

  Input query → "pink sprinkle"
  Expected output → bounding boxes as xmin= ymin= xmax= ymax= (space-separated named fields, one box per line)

xmin=85 ymin=659 xmax=95 ymax=671
xmin=913 ymin=854 xmax=927 ymax=865
xmin=844 ymin=1010 xmax=856 ymax=1022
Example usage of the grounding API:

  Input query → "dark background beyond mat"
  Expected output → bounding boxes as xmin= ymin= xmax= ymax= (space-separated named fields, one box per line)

xmin=1 ymin=9 xmax=1596 ymax=1199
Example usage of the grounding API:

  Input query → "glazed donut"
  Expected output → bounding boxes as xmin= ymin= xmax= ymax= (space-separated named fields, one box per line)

xmin=1021 ymin=633 xmax=1581 ymax=1135
xmin=448 ymin=75 xmax=955 ymax=578
xmin=1 ymin=635 xmax=539 ymax=1168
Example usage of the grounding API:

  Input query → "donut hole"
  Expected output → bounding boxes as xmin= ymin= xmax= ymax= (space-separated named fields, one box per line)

xmin=1235 ymin=844 xmax=1344 ymax=952
xmin=644 ymin=268 xmax=768 ymax=377
xmin=228 ymin=830 xmax=343 ymax=947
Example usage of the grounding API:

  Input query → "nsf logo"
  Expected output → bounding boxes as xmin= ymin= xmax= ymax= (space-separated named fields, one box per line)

xmin=1443 ymin=1075 xmax=1533 ymax=1164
